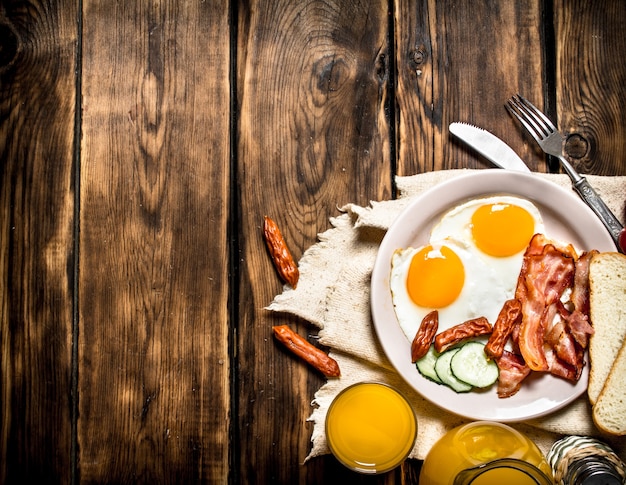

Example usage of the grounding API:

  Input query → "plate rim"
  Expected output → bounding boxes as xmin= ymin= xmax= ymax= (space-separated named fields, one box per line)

xmin=370 ymin=169 xmax=616 ymax=422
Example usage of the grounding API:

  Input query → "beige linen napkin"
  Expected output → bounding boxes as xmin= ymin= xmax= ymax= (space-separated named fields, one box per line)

xmin=267 ymin=169 xmax=626 ymax=462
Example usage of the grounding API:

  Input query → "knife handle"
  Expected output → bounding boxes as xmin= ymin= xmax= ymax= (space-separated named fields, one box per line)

xmin=572 ymin=176 xmax=624 ymax=252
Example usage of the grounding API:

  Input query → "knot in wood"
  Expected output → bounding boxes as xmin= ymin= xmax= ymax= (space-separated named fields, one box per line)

xmin=564 ymin=133 xmax=589 ymax=160
xmin=0 ymin=23 xmax=20 ymax=71
xmin=313 ymin=56 xmax=349 ymax=96
xmin=409 ymin=48 xmax=426 ymax=68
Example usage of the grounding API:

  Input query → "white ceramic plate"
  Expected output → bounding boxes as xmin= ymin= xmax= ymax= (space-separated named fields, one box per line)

xmin=371 ymin=170 xmax=616 ymax=422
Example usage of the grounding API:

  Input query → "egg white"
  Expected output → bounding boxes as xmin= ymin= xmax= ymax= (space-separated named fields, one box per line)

xmin=391 ymin=196 xmax=545 ymax=343
xmin=431 ymin=196 xmax=544 ymax=296
xmin=390 ymin=238 xmax=511 ymax=342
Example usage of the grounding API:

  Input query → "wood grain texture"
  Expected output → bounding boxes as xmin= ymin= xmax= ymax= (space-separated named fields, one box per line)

xmin=3 ymin=0 xmax=626 ymax=483
xmin=0 ymin=1 xmax=77 ymax=482
xmin=78 ymin=1 xmax=230 ymax=482
xmin=394 ymin=0 xmax=547 ymax=175
xmin=554 ymin=0 xmax=626 ymax=176
xmin=235 ymin=0 xmax=396 ymax=482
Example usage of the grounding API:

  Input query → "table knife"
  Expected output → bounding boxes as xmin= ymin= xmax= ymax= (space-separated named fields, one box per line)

xmin=449 ymin=122 xmax=530 ymax=173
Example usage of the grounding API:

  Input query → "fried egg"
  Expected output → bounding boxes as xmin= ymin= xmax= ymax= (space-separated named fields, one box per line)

xmin=431 ymin=196 xmax=544 ymax=280
xmin=391 ymin=196 xmax=544 ymax=341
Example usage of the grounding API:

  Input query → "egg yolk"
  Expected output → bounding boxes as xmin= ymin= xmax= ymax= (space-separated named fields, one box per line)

xmin=406 ymin=245 xmax=465 ymax=308
xmin=471 ymin=204 xmax=535 ymax=257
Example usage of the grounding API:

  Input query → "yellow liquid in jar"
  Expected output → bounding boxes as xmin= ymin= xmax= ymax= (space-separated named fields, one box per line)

xmin=325 ymin=383 xmax=417 ymax=474
xmin=470 ymin=467 xmax=540 ymax=485
xmin=420 ymin=422 xmax=552 ymax=485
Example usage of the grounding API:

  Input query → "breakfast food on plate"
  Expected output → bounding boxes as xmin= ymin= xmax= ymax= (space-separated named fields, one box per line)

xmin=434 ymin=317 xmax=492 ymax=353
xmin=411 ymin=310 xmax=439 ymax=362
xmin=390 ymin=240 xmax=497 ymax=341
xmin=515 ymin=235 xmax=596 ymax=381
xmin=272 ymin=325 xmax=340 ymax=377
xmin=390 ymin=195 xmax=544 ymax=341
xmin=391 ymin=195 xmax=598 ymax=398
xmin=493 ymin=351 xmax=531 ymax=398
xmin=484 ymin=299 xmax=522 ymax=359
xmin=416 ymin=337 xmax=500 ymax=392
xmin=587 ymin=252 xmax=626 ymax=404
xmin=446 ymin=342 xmax=499 ymax=389
xmin=433 ymin=347 xmax=472 ymax=393
xmin=263 ymin=215 xmax=299 ymax=288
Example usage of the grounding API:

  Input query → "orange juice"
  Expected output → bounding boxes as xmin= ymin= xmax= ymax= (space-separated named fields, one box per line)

xmin=455 ymin=459 xmax=551 ymax=485
xmin=419 ymin=421 xmax=552 ymax=485
xmin=325 ymin=382 xmax=417 ymax=474
xmin=470 ymin=467 xmax=536 ymax=485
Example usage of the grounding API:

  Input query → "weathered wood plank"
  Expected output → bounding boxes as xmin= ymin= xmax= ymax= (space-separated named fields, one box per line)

xmin=0 ymin=1 xmax=77 ymax=482
xmin=394 ymin=0 xmax=546 ymax=175
xmin=235 ymin=0 xmax=395 ymax=482
xmin=78 ymin=1 xmax=230 ymax=482
xmin=554 ymin=0 xmax=626 ymax=176
xmin=3 ymin=0 xmax=625 ymax=482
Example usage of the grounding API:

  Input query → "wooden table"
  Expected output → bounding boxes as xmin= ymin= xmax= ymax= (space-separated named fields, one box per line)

xmin=2 ymin=1 xmax=625 ymax=483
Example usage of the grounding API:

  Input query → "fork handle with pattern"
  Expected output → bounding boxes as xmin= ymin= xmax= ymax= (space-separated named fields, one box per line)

xmin=570 ymin=175 xmax=624 ymax=251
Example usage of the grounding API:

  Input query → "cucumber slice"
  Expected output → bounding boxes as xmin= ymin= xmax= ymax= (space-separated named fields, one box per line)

xmin=434 ymin=348 xmax=473 ymax=393
xmin=416 ymin=345 xmax=442 ymax=383
xmin=450 ymin=341 xmax=499 ymax=388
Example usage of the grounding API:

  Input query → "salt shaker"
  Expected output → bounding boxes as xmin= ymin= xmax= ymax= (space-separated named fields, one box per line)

xmin=547 ymin=435 xmax=626 ymax=485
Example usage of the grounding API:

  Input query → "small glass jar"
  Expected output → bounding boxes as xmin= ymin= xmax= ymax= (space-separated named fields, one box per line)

xmin=547 ymin=435 xmax=626 ymax=485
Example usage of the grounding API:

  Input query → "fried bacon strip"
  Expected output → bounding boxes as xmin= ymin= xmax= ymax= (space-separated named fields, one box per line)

xmin=485 ymin=299 xmax=522 ymax=360
xmin=567 ymin=307 xmax=595 ymax=349
xmin=411 ymin=310 xmax=439 ymax=362
xmin=434 ymin=317 xmax=492 ymax=353
xmin=263 ymin=216 xmax=299 ymax=288
xmin=516 ymin=235 xmax=576 ymax=372
xmin=543 ymin=346 xmax=580 ymax=381
xmin=514 ymin=235 xmax=594 ymax=382
xmin=541 ymin=301 xmax=590 ymax=381
xmin=564 ymin=250 xmax=597 ymax=353
xmin=272 ymin=325 xmax=340 ymax=377
xmin=495 ymin=351 xmax=531 ymax=398
xmin=545 ymin=318 xmax=582 ymax=372
xmin=570 ymin=250 xmax=598 ymax=316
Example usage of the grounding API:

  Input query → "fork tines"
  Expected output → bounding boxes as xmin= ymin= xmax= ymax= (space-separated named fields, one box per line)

xmin=506 ymin=94 xmax=553 ymax=140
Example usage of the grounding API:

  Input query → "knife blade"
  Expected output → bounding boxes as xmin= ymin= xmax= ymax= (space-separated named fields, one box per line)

xmin=449 ymin=122 xmax=530 ymax=173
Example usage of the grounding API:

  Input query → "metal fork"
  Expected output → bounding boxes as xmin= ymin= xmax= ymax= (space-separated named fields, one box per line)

xmin=506 ymin=94 xmax=624 ymax=252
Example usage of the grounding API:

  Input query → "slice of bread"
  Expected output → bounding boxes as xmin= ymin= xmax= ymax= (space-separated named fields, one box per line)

xmin=587 ymin=252 xmax=626 ymax=405
xmin=593 ymin=340 xmax=626 ymax=435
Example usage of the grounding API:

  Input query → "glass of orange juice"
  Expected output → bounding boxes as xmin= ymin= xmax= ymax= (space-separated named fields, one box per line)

xmin=325 ymin=382 xmax=417 ymax=474
xmin=419 ymin=421 xmax=553 ymax=485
